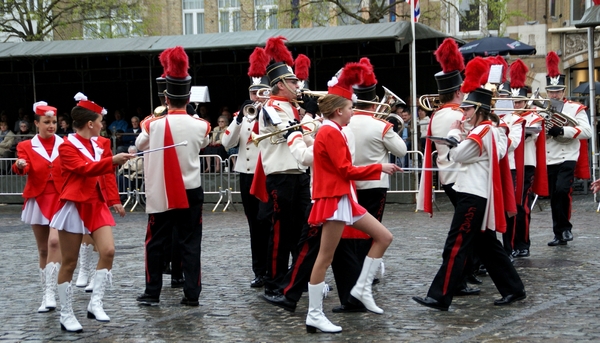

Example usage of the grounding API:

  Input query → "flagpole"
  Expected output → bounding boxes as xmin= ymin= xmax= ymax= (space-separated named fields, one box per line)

xmin=409 ymin=0 xmax=419 ymax=205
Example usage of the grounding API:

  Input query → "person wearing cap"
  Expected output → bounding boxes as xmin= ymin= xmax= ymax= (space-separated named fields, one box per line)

xmin=135 ymin=46 xmax=211 ymax=307
xmin=544 ymin=51 xmax=593 ymax=247
xmin=256 ymin=37 xmax=311 ymax=296
xmin=305 ymin=62 xmax=399 ymax=333
xmin=49 ymin=94 xmax=132 ymax=332
xmin=12 ymin=102 xmax=65 ymax=314
xmin=413 ymin=57 xmax=526 ymax=312
xmin=222 ymin=50 xmax=271 ymax=288
xmin=340 ymin=57 xmax=406 ymax=313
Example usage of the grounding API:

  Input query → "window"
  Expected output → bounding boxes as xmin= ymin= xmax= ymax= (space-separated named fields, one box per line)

xmin=255 ymin=0 xmax=278 ymax=30
xmin=457 ymin=0 xmax=498 ymax=34
xmin=183 ymin=0 xmax=205 ymax=35
xmin=83 ymin=11 xmax=142 ymax=39
xmin=218 ymin=0 xmax=241 ymax=32
xmin=572 ymin=0 xmax=591 ymax=23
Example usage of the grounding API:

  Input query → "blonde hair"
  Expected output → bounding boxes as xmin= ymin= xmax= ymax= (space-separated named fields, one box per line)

xmin=318 ymin=94 xmax=350 ymax=119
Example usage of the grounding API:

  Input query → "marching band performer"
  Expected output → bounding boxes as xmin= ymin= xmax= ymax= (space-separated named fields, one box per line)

xmin=254 ymin=36 xmax=311 ymax=296
xmin=13 ymin=102 xmax=65 ymax=313
xmin=50 ymin=93 xmax=131 ymax=332
xmin=544 ymin=51 xmax=592 ymax=246
xmin=502 ymin=59 xmax=548 ymax=257
xmin=339 ymin=57 xmax=406 ymax=312
xmin=413 ymin=57 xmax=525 ymax=311
xmin=306 ymin=63 xmax=400 ymax=333
xmin=222 ymin=47 xmax=271 ymax=288
xmin=136 ymin=46 xmax=211 ymax=307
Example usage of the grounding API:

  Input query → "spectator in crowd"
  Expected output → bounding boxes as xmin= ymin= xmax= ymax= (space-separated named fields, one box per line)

xmin=13 ymin=107 xmax=25 ymax=133
xmin=117 ymin=116 xmax=141 ymax=153
xmin=398 ymin=105 xmax=412 ymax=167
xmin=0 ymin=121 xmax=15 ymax=157
xmin=203 ymin=115 xmax=229 ymax=173
xmin=108 ymin=109 xmax=128 ymax=134
xmin=99 ymin=118 xmax=110 ymax=139
xmin=198 ymin=105 xmax=210 ymax=121
xmin=57 ymin=116 xmax=73 ymax=136
xmin=12 ymin=120 xmax=33 ymax=153
xmin=117 ymin=145 xmax=144 ymax=202
xmin=417 ymin=105 xmax=431 ymax=154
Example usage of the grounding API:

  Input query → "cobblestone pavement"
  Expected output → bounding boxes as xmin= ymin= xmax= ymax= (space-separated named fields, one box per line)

xmin=1 ymin=194 xmax=600 ymax=342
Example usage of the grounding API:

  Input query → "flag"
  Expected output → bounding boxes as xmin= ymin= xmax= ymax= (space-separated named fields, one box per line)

xmin=406 ymin=0 xmax=420 ymax=22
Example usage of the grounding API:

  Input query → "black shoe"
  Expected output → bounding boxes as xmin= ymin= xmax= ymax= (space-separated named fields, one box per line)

xmin=494 ymin=290 xmax=526 ymax=306
xmin=454 ymin=286 xmax=481 ymax=296
xmin=548 ymin=237 xmax=567 ymax=246
xmin=180 ymin=296 xmax=199 ymax=306
xmin=264 ymin=287 xmax=281 ymax=296
xmin=412 ymin=296 xmax=448 ymax=311
xmin=250 ymin=276 xmax=264 ymax=288
xmin=466 ymin=274 xmax=483 ymax=285
xmin=171 ymin=278 xmax=185 ymax=288
xmin=136 ymin=293 xmax=159 ymax=305
xmin=510 ymin=250 xmax=519 ymax=258
xmin=332 ymin=301 xmax=367 ymax=313
xmin=562 ymin=230 xmax=573 ymax=242
xmin=372 ymin=278 xmax=380 ymax=285
xmin=475 ymin=265 xmax=487 ymax=276
xmin=262 ymin=293 xmax=297 ymax=312
xmin=515 ymin=249 xmax=530 ymax=258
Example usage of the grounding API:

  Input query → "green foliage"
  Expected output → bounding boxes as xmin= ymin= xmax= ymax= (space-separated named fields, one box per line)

xmin=0 ymin=0 xmax=148 ymax=41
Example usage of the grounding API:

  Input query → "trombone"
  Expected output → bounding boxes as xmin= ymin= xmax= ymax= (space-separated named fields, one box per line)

xmin=250 ymin=120 xmax=320 ymax=146
xmin=375 ymin=86 xmax=405 ymax=118
xmin=418 ymin=94 xmax=441 ymax=112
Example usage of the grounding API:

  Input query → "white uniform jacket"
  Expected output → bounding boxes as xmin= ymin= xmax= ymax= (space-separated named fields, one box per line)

xmin=427 ymin=104 xmax=464 ymax=185
xmin=546 ymin=99 xmax=592 ymax=165
xmin=222 ymin=112 xmax=260 ymax=174
xmin=347 ymin=112 xmax=407 ymax=189
xmin=521 ymin=111 xmax=544 ymax=167
xmin=499 ymin=113 xmax=524 ymax=169
xmin=136 ymin=111 xmax=210 ymax=213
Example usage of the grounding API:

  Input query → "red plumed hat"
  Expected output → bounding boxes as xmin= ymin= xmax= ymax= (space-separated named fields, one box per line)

xmin=265 ymin=36 xmax=294 ymax=66
xmin=461 ymin=57 xmax=489 ymax=94
xmin=159 ymin=48 xmax=171 ymax=78
xmin=248 ymin=47 xmax=269 ymax=78
xmin=294 ymin=54 xmax=311 ymax=81
xmin=435 ymin=38 xmax=465 ymax=73
xmin=510 ymin=59 xmax=528 ymax=89
xmin=358 ymin=57 xmax=377 ymax=87
xmin=546 ymin=51 xmax=560 ymax=77
xmin=164 ymin=46 xmax=192 ymax=99
xmin=328 ymin=62 xmax=365 ymax=101
xmin=495 ymin=56 xmax=509 ymax=83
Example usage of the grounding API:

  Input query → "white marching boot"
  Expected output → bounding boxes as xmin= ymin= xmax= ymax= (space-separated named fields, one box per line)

xmin=350 ymin=256 xmax=384 ymax=314
xmin=305 ymin=282 xmax=342 ymax=334
xmin=58 ymin=282 xmax=83 ymax=332
xmin=85 ymin=270 xmax=95 ymax=293
xmin=38 ymin=267 xmax=50 ymax=313
xmin=75 ymin=244 xmax=94 ymax=287
xmin=87 ymin=269 xmax=111 ymax=322
xmin=44 ymin=262 xmax=60 ymax=310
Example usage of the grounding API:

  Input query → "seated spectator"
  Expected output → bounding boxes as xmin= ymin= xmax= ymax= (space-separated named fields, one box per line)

xmin=12 ymin=120 xmax=32 ymax=153
xmin=117 ymin=145 xmax=144 ymax=201
xmin=100 ymin=118 xmax=110 ymax=139
xmin=57 ymin=116 xmax=73 ymax=136
xmin=120 ymin=116 xmax=141 ymax=149
xmin=0 ymin=121 xmax=15 ymax=157
xmin=12 ymin=107 xmax=25 ymax=133
xmin=108 ymin=109 xmax=128 ymax=134
xmin=203 ymin=115 xmax=229 ymax=173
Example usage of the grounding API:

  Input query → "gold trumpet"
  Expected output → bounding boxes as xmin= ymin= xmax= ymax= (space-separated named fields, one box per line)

xmin=419 ymin=94 xmax=441 ymax=112
xmin=250 ymin=120 xmax=320 ymax=146
xmin=242 ymin=101 xmax=262 ymax=121
xmin=299 ymin=90 xmax=328 ymax=98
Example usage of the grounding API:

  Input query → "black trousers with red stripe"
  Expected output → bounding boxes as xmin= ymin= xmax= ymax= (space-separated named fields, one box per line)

xmin=503 ymin=166 xmax=535 ymax=253
xmin=426 ymin=192 xmax=524 ymax=308
xmin=330 ymin=188 xmax=385 ymax=305
xmin=239 ymin=172 xmax=270 ymax=278
xmin=144 ymin=186 xmax=204 ymax=300
xmin=547 ymin=161 xmax=575 ymax=237
xmin=263 ymin=173 xmax=311 ymax=293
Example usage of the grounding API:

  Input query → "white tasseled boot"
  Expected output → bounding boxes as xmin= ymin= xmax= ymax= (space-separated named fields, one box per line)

xmin=85 ymin=270 xmax=95 ymax=293
xmin=305 ymin=282 xmax=342 ymax=334
xmin=37 ymin=267 xmax=50 ymax=313
xmin=87 ymin=269 xmax=111 ymax=322
xmin=58 ymin=282 xmax=83 ymax=333
xmin=44 ymin=262 xmax=60 ymax=310
xmin=350 ymin=256 xmax=384 ymax=314
xmin=75 ymin=244 xmax=94 ymax=287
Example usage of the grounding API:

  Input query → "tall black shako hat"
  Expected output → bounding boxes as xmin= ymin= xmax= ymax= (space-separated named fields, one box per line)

xmin=460 ymin=57 xmax=492 ymax=111
xmin=162 ymin=46 xmax=192 ymax=99
xmin=434 ymin=38 xmax=465 ymax=95
xmin=156 ymin=48 xmax=170 ymax=105
xmin=353 ymin=57 xmax=378 ymax=102
xmin=264 ymin=36 xmax=297 ymax=87
xmin=248 ymin=47 xmax=271 ymax=91
xmin=546 ymin=51 xmax=566 ymax=91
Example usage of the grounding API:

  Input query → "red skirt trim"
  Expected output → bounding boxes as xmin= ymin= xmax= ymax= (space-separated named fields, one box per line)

xmin=308 ymin=195 xmax=367 ymax=226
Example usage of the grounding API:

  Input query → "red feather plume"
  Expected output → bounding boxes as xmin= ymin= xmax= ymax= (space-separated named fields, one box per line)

xmin=159 ymin=48 xmax=171 ymax=78
xmin=294 ymin=54 xmax=311 ymax=81
xmin=248 ymin=47 xmax=269 ymax=77
xmin=479 ymin=57 xmax=493 ymax=85
xmin=435 ymin=38 xmax=465 ymax=73
xmin=510 ymin=59 xmax=528 ymax=89
xmin=167 ymin=46 xmax=189 ymax=79
xmin=495 ymin=56 xmax=509 ymax=83
xmin=461 ymin=57 xmax=489 ymax=94
xmin=337 ymin=63 xmax=366 ymax=90
xmin=358 ymin=57 xmax=377 ymax=87
xmin=265 ymin=36 xmax=294 ymax=66
xmin=546 ymin=51 xmax=560 ymax=77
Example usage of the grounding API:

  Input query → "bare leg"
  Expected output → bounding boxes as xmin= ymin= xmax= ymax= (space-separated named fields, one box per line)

xmin=46 ymin=228 xmax=61 ymax=264
xmin=309 ymin=220 xmax=344 ymax=285
xmin=352 ymin=213 xmax=393 ymax=258
xmin=31 ymin=224 xmax=50 ymax=269
xmin=57 ymin=231 xmax=83 ymax=284
xmin=90 ymin=226 xmax=115 ymax=271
